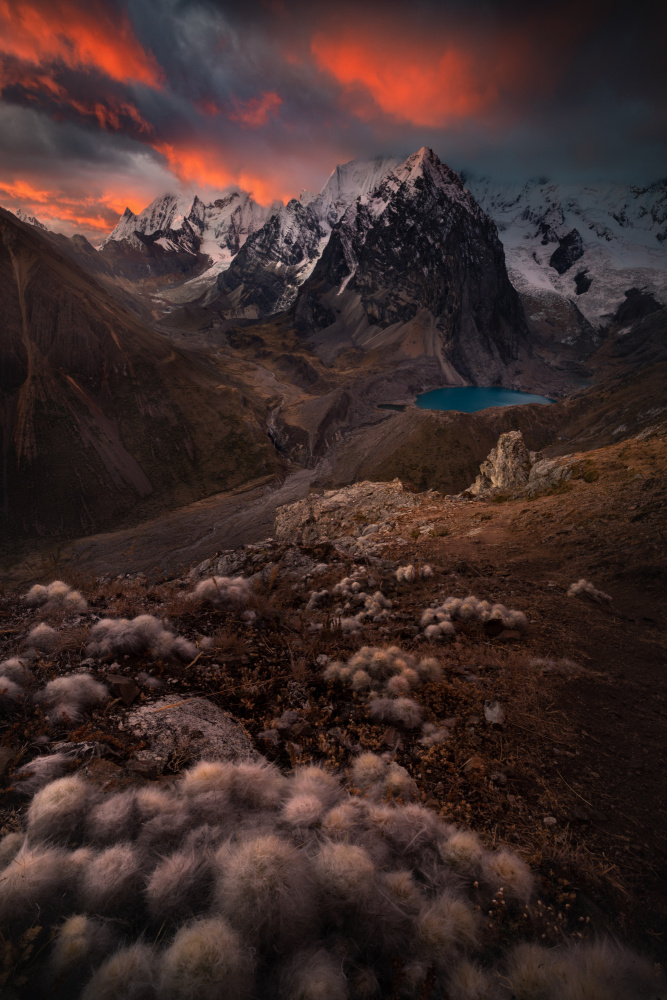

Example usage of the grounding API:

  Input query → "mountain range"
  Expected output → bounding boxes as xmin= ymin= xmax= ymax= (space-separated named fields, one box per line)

xmin=83 ymin=153 xmax=666 ymax=339
xmin=2 ymin=146 xmax=666 ymax=552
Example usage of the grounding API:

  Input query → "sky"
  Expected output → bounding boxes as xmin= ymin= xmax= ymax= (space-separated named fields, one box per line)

xmin=0 ymin=0 xmax=665 ymax=239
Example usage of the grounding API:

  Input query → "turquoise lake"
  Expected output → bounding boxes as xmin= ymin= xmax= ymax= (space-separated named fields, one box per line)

xmin=415 ymin=386 xmax=554 ymax=412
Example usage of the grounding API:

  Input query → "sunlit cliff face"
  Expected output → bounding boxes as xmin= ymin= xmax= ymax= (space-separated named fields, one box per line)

xmin=0 ymin=0 xmax=664 ymax=238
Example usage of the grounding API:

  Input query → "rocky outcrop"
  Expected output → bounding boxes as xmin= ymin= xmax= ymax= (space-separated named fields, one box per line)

xmin=469 ymin=431 xmax=533 ymax=494
xmin=549 ymin=229 xmax=585 ymax=274
xmin=274 ymin=480 xmax=425 ymax=546
xmin=469 ymin=430 xmax=573 ymax=496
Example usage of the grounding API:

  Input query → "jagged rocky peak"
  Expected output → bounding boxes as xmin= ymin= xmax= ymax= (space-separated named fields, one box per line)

xmin=99 ymin=189 xmax=280 ymax=267
xmin=13 ymin=208 xmax=48 ymax=231
xmin=292 ymin=146 xmax=529 ymax=384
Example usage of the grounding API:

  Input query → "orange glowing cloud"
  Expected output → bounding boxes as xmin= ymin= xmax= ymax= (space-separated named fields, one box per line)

xmin=311 ymin=11 xmax=587 ymax=128
xmin=154 ymin=140 xmax=293 ymax=205
xmin=230 ymin=91 xmax=283 ymax=128
xmin=312 ymin=33 xmax=492 ymax=127
xmin=0 ymin=0 xmax=162 ymax=87
xmin=0 ymin=176 xmax=147 ymax=231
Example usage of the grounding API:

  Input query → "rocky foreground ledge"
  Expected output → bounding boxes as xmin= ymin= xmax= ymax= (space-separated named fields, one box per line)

xmin=0 ymin=429 xmax=665 ymax=998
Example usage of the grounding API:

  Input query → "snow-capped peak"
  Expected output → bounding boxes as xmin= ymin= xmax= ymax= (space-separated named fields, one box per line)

xmin=14 ymin=208 xmax=48 ymax=231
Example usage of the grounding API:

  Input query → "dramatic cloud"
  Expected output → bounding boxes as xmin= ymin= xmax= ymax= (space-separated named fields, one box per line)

xmin=0 ymin=0 xmax=664 ymax=239
xmin=0 ymin=0 xmax=162 ymax=86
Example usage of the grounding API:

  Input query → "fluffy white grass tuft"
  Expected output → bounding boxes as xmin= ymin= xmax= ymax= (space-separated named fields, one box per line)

xmin=5 ymin=757 xmax=661 ymax=1000
xmin=87 ymin=614 xmax=196 ymax=660
xmin=81 ymin=942 xmax=156 ymax=1000
xmin=27 ymin=622 xmax=58 ymax=650
xmin=24 ymin=580 xmax=87 ymax=612
xmin=419 ymin=722 xmax=451 ymax=747
xmin=144 ymin=850 xmax=208 ymax=918
xmin=280 ymin=948 xmax=347 ymax=1000
xmin=26 ymin=774 xmax=92 ymax=842
xmin=189 ymin=576 xmax=253 ymax=609
xmin=438 ymin=831 xmax=484 ymax=876
xmin=417 ymin=893 xmax=479 ymax=961
xmin=530 ymin=656 xmax=583 ymax=676
xmin=50 ymin=913 xmax=115 ymax=977
xmin=213 ymin=833 xmax=317 ymax=947
xmin=159 ymin=917 xmax=253 ymax=1000
xmin=0 ymin=831 xmax=23 ymax=869
xmin=314 ymin=841 xmax=375 ymax=902
xmin=34 ymin=672 xmax=109 ymax=725
xmin=15 ymin=750 xmax=77 ymax=793
xmin=567 ymin=578 xmax=612 ymax=606
xmin=396 ymin=564 xmax=416 ymax=583
xmin=80 ymin=844 xmax=143 ymax=914
xmin=0 ymin=843 xmax=69 ymax=921
xmin=480 ymin=848 xmax=533 ymax=904
xmin=0 ymin=675 xmax=22 ymax=710
xmin=447 ymin=959 xmax=493 ymax=1000
xmin=368 ymin=696 xmax=423 ymax=729
xmin=349 ymin=753 xmax=418 ymax=802
xmin=0 ymin=657 xmax=33 ymax=685
xmin=421 ymin=594 xmax=529 ymax=638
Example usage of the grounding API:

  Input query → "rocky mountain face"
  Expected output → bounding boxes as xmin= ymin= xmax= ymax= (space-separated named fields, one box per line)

xmin=215 ymin=155 xmax=400 ymax=318
xmin=466 ymin=175 xmax=667 ymax=344
xmin=0 ymin=209 xmax=281 ymax=548
xmin=97 ymin=191 xmax=280 ymax=286
xmin=292 ymin=148 xmax=530 ymax=384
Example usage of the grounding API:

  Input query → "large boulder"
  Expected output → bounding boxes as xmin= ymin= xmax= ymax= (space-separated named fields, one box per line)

xmin=469 ymin=430 xmax=573 ymax=497
xmin=469 ymin=431 xmax=533 ymax=495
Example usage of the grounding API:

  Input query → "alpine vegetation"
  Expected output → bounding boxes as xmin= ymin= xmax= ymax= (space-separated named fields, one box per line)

xmin=324 ymin=645 xmax=442 ymax=731
xmin=15 ymin=751 xmax=77 ymax=793
xmin=395 ymin=564 xmax=433 ymax=583
xmin=190 ymin=576 xmax=253 ymax=609
xmin=0 ymin=657 xmax=33 ymax=684
xmin=567 ymin=578 xmax=613 ymax=606
xmin=24 ymin=580 xmax=88 ymax=613
xmin=26 ymin=622 xmax=59 ymax=650
xmin=87 ymin=615 xmax=197 ymax=660
xmin=0 ymin=756 xmax=659 ymax=1000
xmin=33 ymin=673 xmax=109 ymax=725
xmin=421 ymin=594 xmax=529 ymax=639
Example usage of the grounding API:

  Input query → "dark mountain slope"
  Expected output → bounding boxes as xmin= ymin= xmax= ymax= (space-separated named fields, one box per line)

xmin=0 ymin=210 xmax=282 ymax=548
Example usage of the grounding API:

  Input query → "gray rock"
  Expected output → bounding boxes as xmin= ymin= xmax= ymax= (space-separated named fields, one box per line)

xmin=274 ymin=479 xmax=424 ymax=545
xmin=469 ymin=430 xmax=532 ymax=494
xmin=126 ymin=697 xmax=257 ymax=764
xmin=469 ymin=430 xmax=573 ymax=497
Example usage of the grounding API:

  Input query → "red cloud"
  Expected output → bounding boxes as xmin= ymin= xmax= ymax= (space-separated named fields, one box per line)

xmin=230 ymin=91 xmax=282 ymax=128
xmin=154 ymin=139 xmax=294 ymax=205
xmin=0 ymin=176 xmax=146 ymax=232
xmin=0 ymin=0 xmax=162 ymax=87
xmin=311 ymin=9 xmax=591 ymax=128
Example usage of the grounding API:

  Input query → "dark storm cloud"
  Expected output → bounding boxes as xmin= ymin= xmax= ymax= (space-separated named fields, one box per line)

xmin=0 ymin=0 xmax=665 ymax=236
